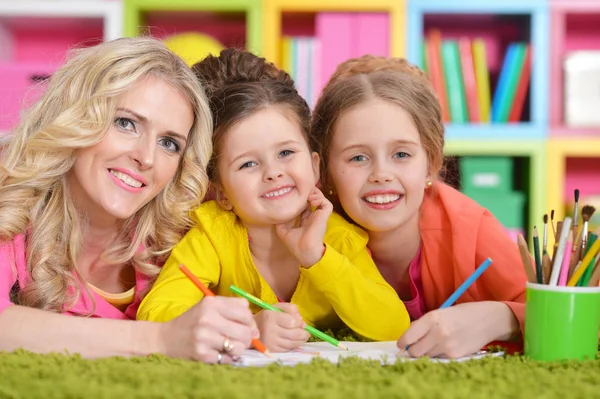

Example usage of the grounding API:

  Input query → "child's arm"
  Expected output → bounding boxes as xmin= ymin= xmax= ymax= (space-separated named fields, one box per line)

xmin=398 ymin=212 xmax=525 ymax=358
xmin=254 ymin=303 xmax=310 ymax=352
xmin=300 ymin=242 xmax=410 ymax=341
xmin=137 ymin=225 xmax=221 ymax=322
xmin=275 ymin=189 xmax=409 ymax=341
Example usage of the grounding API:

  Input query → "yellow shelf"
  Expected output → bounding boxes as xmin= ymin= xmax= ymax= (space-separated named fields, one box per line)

xmin=262 ymin=0 xmax=405 ymax=64
xmin=547 ymin=137 xmax=600 ymax=228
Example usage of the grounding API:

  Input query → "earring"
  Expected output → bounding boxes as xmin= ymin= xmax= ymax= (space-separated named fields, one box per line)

xmin=426 ymin=180 xmax=433 ymax=188
xmin=328 ymin=190 xmax=333 ymax=195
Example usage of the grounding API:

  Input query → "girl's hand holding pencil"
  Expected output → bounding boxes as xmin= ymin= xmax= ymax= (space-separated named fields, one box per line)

xmin=397 ymin=301 xmax=518 ymax=359
xmin=254 ymin=303 xmax=311 ymax=353
xmin=275 ymin=187 xmax=333 ymax=268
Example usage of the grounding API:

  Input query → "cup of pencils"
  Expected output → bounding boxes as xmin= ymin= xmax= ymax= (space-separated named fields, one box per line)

xmin=524 ymin=283 xmax=600 ymax=361
xmin=522 ymin=200 xmax=600 ymax=361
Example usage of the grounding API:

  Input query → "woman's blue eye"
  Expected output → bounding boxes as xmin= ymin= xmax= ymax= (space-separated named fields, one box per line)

xmin=279 ymin=149 xmax=294 ymax=157
xmin=160 ymin=138 xmax=181 ymax=154
xmin=350 ymin=155 xmax=367 ymax=162
xmin=114 ymin=117 xmax=136 ymax=132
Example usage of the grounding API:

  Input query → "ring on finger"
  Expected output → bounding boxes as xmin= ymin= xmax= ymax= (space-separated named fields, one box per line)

xmin=217 ymin=352 xmax=223 ymax=364
xmin=222 ymin=336 xmax=235 ymax=354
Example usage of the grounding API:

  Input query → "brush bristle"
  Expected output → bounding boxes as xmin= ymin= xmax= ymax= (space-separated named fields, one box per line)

xmin=543 ymin=214 xmax=548 ymax=224
xmin=575 ymin=189 xmax=580 ymax=202
xmin=551 ymin=210 xmax=555 ymax=220
xmin=581 ymin=205 xmax=596 ymax=222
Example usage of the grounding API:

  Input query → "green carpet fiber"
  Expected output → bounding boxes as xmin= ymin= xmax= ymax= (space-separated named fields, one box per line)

xmin=1 ymin=350 xmax=599 ymax=398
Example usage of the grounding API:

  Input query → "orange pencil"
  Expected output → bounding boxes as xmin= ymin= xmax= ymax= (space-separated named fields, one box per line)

xmin=178 ymin=264 xmax=271 ymax=358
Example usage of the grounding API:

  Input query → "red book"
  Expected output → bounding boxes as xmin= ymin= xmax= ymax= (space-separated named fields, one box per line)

xmin=508 ymin=45 xmax=531 ymax=123
xmin=426 ymin=30 xmax=450 ymax=123
xmin=458 ymin=37 xmax=479 ymax=123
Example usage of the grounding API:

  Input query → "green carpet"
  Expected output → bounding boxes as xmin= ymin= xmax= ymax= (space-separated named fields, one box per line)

xmin=1 ymin=351 xmax=599 ymax=398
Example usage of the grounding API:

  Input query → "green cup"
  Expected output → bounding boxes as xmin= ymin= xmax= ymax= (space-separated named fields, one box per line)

xmin=525 ymin=282 xmax=600 ymax=361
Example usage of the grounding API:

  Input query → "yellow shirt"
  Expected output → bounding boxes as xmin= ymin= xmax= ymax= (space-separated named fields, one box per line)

xmin=137 ymin=201 xmax=410 ymax=341
xmin=89 ymin=284 xmax=135 ymax=313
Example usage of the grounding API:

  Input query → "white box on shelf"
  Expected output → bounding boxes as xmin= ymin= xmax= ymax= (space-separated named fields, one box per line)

xmin=564 ymin=51 xmax=600 ymax=128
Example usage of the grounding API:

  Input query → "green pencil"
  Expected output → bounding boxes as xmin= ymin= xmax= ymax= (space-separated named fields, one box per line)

xmin=229 ymin=284 xmax=348 ymax=351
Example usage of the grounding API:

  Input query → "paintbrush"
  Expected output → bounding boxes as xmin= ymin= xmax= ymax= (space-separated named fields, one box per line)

xmin=572 ymin=189 xmax=580 ymax=252
xmin=552 ymin=221 xmax=563 ymax=263
xmin=580 ymin=205 xmax=596 ymax=259
xmin=542 ymin=214 xmax=549 ymax=254
xmin=550 ymin=210 xmax=557 ymax=239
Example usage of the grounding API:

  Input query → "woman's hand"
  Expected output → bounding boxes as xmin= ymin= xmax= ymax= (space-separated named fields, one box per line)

xmin=276 ymin=188 xmax=333 ymax=268
xmin=160 ymin=296 xmax=259 ymax=363
xmin=397 ymin=301 xmax=519 ymax=359
xmin=254 ymin=303 xmax=310 ymax=352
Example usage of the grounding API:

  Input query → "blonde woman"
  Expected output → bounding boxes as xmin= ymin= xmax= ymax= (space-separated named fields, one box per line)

xmin=0 ymin=37 xmax=257 ymax=363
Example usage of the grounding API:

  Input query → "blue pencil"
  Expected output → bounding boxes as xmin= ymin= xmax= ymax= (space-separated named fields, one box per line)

xmin=439 ymin=257 xmax=494 ymax=309
xmin=405 ymin=257 xmax=494 ymax=352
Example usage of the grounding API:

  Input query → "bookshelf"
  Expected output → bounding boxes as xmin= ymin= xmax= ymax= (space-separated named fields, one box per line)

xmin=123 ymin=0 xmax=262 ymax=54
xmin=407 ymin=0 xmax=549 ymax=141
xmin=549 ymin=0 xmax=600 ymax=138
xmin=547 ymin=138 xmax=600 ymax=239
xmin=548 ymin=0 xmax=600 ymax=244
xmin=406 ymin=0 xmax=549 ymax=241
xmin=262 ymin=0 xmax=404 ymax=104
xmin=0 ymin=0 xmax=122 ymax=134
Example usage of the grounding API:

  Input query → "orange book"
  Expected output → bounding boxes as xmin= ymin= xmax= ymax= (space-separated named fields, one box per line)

xmin=425 ymin=30 xmax=450 ymax=122
xmin=508 ymin=45 xmax=531 ymax=123
xmin=458 ymin=37 xmax=479 ymax=123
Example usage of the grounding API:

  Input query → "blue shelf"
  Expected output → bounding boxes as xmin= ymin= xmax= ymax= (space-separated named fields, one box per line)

xmin=408 ymin=0 xmax=547 ymax=14
xmin=407 ymin=0 xmax=550 ymax=140
xmin=444 ymin=123 xmax=545 ymax=141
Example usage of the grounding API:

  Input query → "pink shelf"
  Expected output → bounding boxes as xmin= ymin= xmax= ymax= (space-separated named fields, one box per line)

xmin=0 ymin=16 xmax=104 ymax=132
xmin=550 ymin=0 xmax=600 ymax=136
xmin=564 ymin=157 xmax=600 ymax=202
xmin=281 ymin=12 xmax=316 ymax=36
xmin=144 ymin=11 xmax=247 ymax=48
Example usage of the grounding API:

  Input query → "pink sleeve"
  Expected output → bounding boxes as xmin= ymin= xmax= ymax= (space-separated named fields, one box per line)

xmin=0 ymin=235 xmax=26 ymax=315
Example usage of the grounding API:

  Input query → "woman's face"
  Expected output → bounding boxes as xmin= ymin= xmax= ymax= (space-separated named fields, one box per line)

xmin=68 ymin=76 xmax=194 ymax=224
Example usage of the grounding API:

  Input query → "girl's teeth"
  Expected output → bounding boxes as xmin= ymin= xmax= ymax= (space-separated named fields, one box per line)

xmin=264 ymin=187 xmax=292 ymax=198
xmin=365 ymin=194 xmax=401 ymax=204
xmin=110 ymin=170 xmax=143 ymax=188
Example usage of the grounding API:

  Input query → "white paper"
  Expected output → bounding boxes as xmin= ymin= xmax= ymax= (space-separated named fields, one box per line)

xmin=236 ymin=341 xmax=504 ymax=367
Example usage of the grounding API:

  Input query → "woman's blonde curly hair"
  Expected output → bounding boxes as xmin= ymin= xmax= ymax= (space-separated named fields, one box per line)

xmin=0 ymin=36 xmax=213 ymax=313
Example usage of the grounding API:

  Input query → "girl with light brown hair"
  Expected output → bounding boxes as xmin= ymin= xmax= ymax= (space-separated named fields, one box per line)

xmin=310 ymin=55 xmax=527 ymax=358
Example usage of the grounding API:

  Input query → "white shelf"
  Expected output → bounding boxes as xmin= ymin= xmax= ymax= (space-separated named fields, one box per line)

xmin=0 ymin=1 xmax=123 ymax=40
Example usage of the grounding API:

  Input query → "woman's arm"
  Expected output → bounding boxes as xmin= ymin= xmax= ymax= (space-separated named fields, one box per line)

xmin=0 ymin=305 xmax=161 ymax=357
xmin=0 ymin=296 xmax=257 ymax=362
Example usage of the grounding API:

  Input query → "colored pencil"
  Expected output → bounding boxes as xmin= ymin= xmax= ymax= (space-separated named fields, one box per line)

xmin=405 ymin=258 xmax=494 ymax=353
xmin=532 ymin=227 xmax=543 ymax=284
xmin=586 ymin=254 xmax=600 ymax=287
xmin=558 ymin=230 xmax=573 ymax=286
xmin=550 ymin=217 xmax=572 ymax=286
xmin=229 ymin=284 xmax=348 ymax=351
xmin=517 ymin=235 xmax=537 ymax=284
xmin=178 ymin=265 xmax=272 ymax=358
xmin=440 ymin=258 xmax=494 ymax=308
xmin=567 ymin=228 xmax=600 ymax=286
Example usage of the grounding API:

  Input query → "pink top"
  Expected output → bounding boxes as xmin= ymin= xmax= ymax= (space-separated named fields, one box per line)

xmin=401 ymin=247 xmax=427 ymax=321
xmin=0 ymin=234 xmax=152 ymax=319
